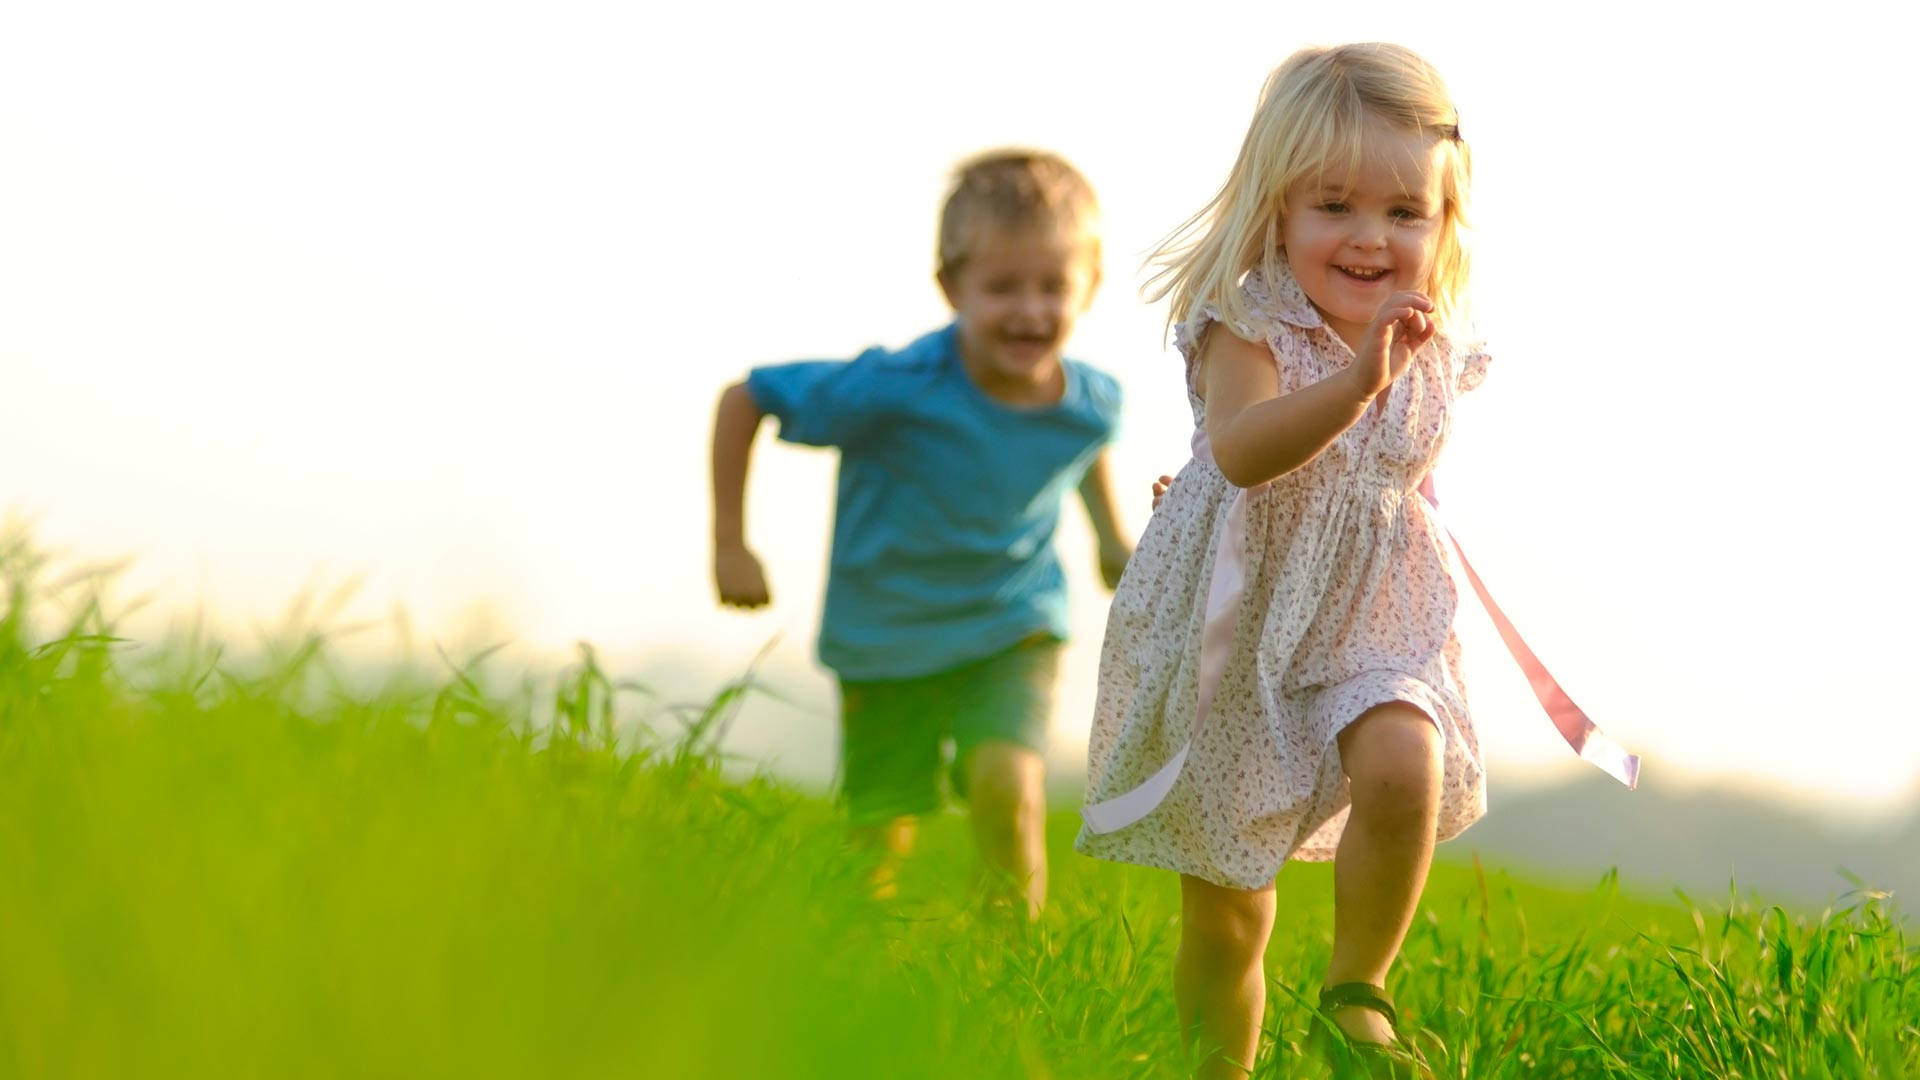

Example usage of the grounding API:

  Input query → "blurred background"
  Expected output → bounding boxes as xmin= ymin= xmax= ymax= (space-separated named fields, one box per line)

xmin=5 ymin=0 xmax=1916 ymax=905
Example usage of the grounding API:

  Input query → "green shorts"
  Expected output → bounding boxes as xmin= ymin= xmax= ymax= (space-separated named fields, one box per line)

xmin=836 ymin=635 xmax=1061 ymax=826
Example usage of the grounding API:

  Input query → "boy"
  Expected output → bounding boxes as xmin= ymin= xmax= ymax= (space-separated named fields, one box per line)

xmin=709 ymin=150 xmax=1128 ymax=920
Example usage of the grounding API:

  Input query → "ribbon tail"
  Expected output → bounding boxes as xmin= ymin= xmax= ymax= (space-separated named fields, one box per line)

xmin=1081 ymin=743 xmax=1190 ymax=835
xmin=1082 ymin=486 xmax=1251 ymax=833
xmin=1444 ymin=531 xmax=1640 ymax=789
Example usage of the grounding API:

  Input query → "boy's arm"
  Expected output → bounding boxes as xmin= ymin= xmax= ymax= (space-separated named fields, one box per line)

xmin=711 ymin=380 xmax=772 ymax=608
xmin=1076 ymin=451 xmax=1132 ymax=591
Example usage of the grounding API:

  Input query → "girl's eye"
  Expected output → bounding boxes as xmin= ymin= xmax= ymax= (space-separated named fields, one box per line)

xmin=1318 ymin=202 xmax=1349 ymax=214
xmin=1391 ymin=207 xmax=1428 ymax=222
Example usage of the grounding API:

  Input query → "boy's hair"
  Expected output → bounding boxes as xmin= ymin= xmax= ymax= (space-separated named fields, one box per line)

xmin=1146 ymin=42 xmax=1473 ymax=337
xmin=937 ymin=150 xmax=1101 ymax=278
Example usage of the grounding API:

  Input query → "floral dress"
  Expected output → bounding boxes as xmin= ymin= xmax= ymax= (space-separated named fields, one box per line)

xmin=1075 ymin=263 xmax=1491 ymax=889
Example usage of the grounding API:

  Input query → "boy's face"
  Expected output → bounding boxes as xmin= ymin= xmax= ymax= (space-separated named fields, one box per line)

xmin=938 ymin=224 xmax=1101 ymax=395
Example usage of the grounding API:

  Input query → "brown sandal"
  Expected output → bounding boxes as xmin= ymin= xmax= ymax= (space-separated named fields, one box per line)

xmin=1314 ymin=983 xmax=1421 ymax=1079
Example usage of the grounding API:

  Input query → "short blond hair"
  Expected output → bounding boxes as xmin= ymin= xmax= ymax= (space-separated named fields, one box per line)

xmin=1146 ymin=43 xmax=1473 ymax=337
xmin=937 ymin=149 xmax=1101 ymax=277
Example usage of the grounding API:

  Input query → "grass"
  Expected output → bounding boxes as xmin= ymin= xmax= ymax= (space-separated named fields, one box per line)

xmin=2 ymin=533 xmax=1915 ymax=1078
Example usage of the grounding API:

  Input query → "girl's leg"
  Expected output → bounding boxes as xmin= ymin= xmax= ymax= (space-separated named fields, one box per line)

xmin=1177 ymin=874 xmax=1277 ymax=1079
xmin=961 ymin=740 xmax=1048 ymax=920
xmin=1327 ymin=702 xmax=1445 ymax=1043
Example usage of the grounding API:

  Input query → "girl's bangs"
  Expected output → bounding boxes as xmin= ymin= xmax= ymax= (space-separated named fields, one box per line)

xmin=1281 ymin=95 xmax=1375 ymax=203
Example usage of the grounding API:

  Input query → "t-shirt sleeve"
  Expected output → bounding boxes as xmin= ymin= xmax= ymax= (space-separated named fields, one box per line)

xmin=1083 ymin=366 xmax=1124 ymax=443
xmin=745 ymin=349 xmax=888 ymax=448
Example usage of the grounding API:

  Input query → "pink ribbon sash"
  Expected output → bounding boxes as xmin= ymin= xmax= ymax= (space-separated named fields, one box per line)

xmin=1417 ymin=475 xmax=1640 ymax=789
xmin=1082 ymin=459 xmax=1638 ymax=837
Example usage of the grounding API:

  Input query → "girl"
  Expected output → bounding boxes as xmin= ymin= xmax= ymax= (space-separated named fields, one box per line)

xmin=1075 ymin=43 xmax=1632 ymax=1077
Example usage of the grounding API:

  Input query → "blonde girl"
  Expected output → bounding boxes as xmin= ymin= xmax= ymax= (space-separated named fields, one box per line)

xmin=1076 ymin=42 xmax=1633 ymax=1077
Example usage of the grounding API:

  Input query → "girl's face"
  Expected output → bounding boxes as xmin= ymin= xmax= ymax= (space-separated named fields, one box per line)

xmin=1281 ymin=121 xmax=1448 ymax=352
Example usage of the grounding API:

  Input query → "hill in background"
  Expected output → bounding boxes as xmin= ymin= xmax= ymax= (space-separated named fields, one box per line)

xmin=1457 ymin=770 xmax=1917 ymax=911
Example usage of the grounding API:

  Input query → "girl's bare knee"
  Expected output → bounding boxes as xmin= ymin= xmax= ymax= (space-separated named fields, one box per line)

xmin=1181 ymin=876 xmax=1275 ymax=966
xmin=1340 ymin=705 xmax=1443 ymax=816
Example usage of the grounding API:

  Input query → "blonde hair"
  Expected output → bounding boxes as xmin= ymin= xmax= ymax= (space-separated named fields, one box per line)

xmin=937 ymin=149 xmax=1101 ymax=278
xmin=1146 ymin=42 xmax=1473 ymax=337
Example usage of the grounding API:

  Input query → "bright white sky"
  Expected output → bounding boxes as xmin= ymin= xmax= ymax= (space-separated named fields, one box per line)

xmin=5 ymin=1 xmax=1917 ymax=818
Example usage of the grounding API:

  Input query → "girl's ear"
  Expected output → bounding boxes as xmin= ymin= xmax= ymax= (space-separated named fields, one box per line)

xmin=935 ymin=267 xmax=959 ymax=308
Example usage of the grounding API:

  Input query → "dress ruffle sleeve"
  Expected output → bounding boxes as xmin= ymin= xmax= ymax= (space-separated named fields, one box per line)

xmin=1453 ymin=336 xmax=1492 ymax=395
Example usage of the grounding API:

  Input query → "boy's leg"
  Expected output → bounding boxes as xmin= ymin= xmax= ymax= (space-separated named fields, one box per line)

xmin=849 ymin=816 xmax=918 ymax=900
xmin=951 ymin=635 xmax=1061 ymax=921
xmin=838 ymin=677 xmax=944 ymax=900
xmin=960 ymin=740 xmax=1047 ymax=920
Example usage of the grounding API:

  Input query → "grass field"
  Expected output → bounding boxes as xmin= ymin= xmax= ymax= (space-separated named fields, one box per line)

xmin=2 ymin=540 xmax=1915 ymax=1078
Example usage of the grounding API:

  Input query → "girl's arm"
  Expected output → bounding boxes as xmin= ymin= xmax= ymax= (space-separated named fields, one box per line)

xmin=1076 ymin=451 xmax=1132 ymax=590
xmin=1200 ymin=293 xmax=1434 ymax=489
xmin=710 ymin=380 xmax=772 ymax=608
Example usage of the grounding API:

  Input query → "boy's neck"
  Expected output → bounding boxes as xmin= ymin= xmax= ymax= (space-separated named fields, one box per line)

xmin=958 ymin=344 xmax=1067 ymax=407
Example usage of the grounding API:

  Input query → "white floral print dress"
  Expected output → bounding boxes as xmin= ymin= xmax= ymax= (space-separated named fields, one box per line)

xmin=1075 ymin=263 xmax=1491 ymax=889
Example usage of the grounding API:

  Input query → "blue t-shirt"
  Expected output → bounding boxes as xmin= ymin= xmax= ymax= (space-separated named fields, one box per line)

xmin=747 ymin=324 xmax=1122 ymax=681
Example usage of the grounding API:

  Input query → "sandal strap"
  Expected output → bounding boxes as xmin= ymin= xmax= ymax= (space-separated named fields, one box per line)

xmin=1318 ymin=982 xmax=1398 ymax=1028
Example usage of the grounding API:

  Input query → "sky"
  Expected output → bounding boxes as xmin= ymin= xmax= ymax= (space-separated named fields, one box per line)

xmin=4 ymin=0 xmax=1917 ymax=820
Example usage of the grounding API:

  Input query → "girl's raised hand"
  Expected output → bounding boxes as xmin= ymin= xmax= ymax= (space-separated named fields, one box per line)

xmin=1348 ymin=290 xmax=1437 ymax=400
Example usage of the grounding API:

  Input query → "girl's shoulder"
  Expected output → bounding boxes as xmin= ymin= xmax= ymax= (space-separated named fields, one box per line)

xmin=1174 ymin=264 xmax=1323 ymax=364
